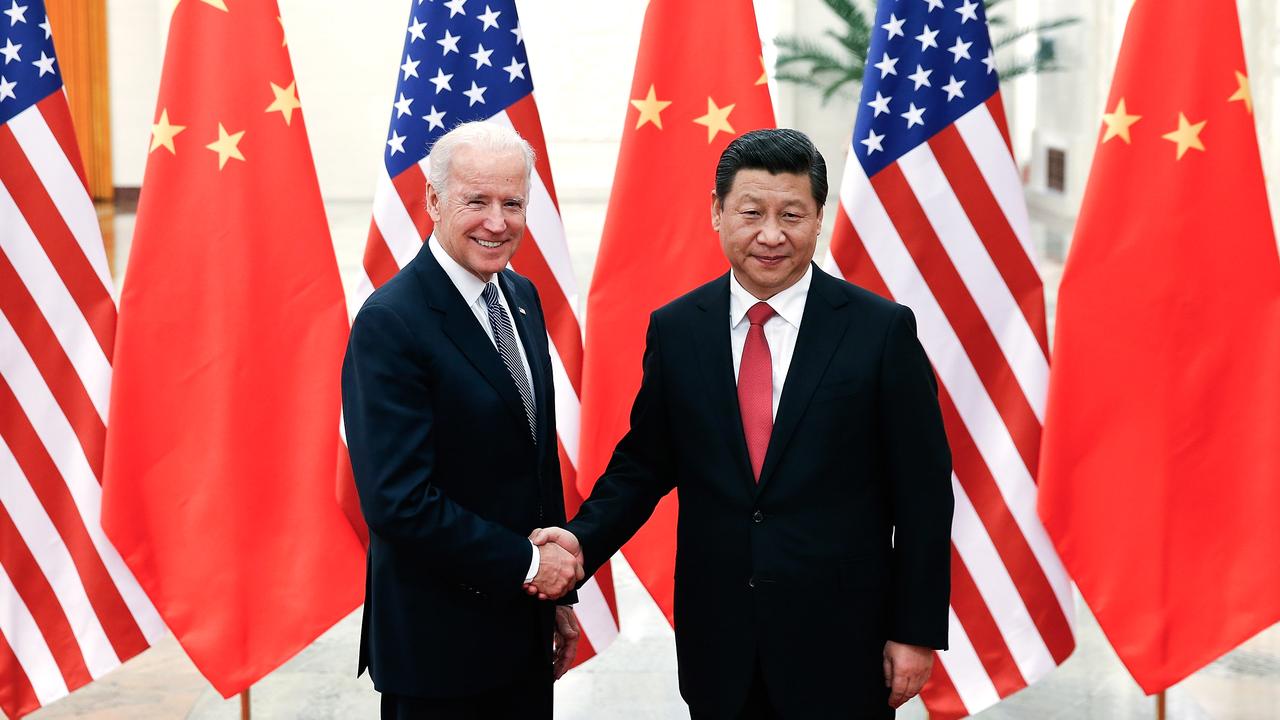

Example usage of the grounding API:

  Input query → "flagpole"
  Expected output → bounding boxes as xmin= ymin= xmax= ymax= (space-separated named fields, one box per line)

xmin=1156 ymin=690 xmax=1166 ymax=720
xmin=240 ymin=688 xmax=250 ymax=720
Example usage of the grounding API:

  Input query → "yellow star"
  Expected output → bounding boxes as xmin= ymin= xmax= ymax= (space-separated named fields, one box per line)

xmin=202 ymin=0 xmax=228 ymax=10
xmin=205 ymin=123 xmax=246 ymax=169
xmin=1161 ymin=113 xmax=1206 ymax=160
xmin=265 ymin=81 xmax=302 ymax=125
xmin=1228 ymin=71 xmax=1252 ymax=114
xmin=1100 ymin=98 xmax=1141 ymax=144
xmin=149 ymin=108 xmax=186 ymax=154
xmin=629 ymin=84 xmax=672 ymax=131
xmin=693 ymin=97 xmax=736 ymax=143
xmin=756 ymin=55 xmax=767 ymax=86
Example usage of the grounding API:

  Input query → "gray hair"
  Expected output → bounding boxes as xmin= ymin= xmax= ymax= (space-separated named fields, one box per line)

xmin=427 ymin=121 xmax=536 ymax=200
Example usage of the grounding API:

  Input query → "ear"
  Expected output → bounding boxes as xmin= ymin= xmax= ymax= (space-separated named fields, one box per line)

xmin=425 ymin=182 xmax=443 ymax=222
xmin=710 ymin=190 xmax=723 ymax=232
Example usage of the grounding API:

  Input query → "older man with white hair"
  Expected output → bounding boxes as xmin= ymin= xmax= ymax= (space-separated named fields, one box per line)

xmin=342 ymin=121 xmax=582 ymax=719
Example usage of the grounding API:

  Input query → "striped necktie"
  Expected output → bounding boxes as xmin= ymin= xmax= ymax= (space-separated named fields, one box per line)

xmin=482 ymin=282 xmax=537 ymax=442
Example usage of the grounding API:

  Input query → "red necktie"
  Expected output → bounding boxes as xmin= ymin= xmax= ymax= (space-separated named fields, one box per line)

xmin=738 ymin=302 xmax=775 ymax=481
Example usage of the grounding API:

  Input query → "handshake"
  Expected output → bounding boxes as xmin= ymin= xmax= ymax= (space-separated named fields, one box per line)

xmin=523 ymin=527 xmax=583 ymax=601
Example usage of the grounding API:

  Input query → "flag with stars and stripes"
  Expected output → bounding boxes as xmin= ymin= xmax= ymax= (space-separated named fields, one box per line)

xmin=824 ymin=0 xmax=1075 ymax=716
xmin=0 ymin=2 xmax=167 ymax=716
xmin=353 ymin=0 xmax=620 ymax=665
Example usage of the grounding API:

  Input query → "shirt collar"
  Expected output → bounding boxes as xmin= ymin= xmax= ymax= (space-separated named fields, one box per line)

xmin=728 ymin=264 xmax=813 ymax=328
xmin=429 ymin=236 xmax=491 ymax=308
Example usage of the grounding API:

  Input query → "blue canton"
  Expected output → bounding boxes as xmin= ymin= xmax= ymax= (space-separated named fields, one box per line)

xmin=384 ymin=0 xmax=532 ymax=178
xmin=852 ymin=0 xmax=999 ymax=176
xmin=0 ymin=0 xmax=61 ymax=126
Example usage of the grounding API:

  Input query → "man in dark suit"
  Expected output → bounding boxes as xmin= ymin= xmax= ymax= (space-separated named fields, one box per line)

xmin=532 ymin=129 xmax=954 ymax=718
xmin=342 ymin=121 xmax=582 ymax=720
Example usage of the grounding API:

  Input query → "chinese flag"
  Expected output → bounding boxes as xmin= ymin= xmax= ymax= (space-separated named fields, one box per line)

xmin=577 ymin=0 xmax=774 ymax=622
xmin=1038 ymin=0 xmax=1280 ymax=694
xmin=101 ymin=1 xmax=364 ymax=696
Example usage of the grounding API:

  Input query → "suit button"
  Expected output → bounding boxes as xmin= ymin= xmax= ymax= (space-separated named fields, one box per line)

xmin=752 ymin=510 xmax=764 ymax=523
xmin=748 ymin=577 xmax=756 ymax=588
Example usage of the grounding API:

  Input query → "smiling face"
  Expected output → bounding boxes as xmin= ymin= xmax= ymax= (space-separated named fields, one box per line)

xmin=426 ymin=144 xmax=530 ymax=282
xmin=712 ymin=168 xmax=822 ymax=300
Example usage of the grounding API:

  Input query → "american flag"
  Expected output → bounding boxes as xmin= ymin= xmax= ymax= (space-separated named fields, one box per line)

xmin=357 ymin=0 xmax=619 ymax=659
xmin=823 ymin=0 xmax=1075 ymax=716
xmin=0 ymin=2 xmax=165 ymax=717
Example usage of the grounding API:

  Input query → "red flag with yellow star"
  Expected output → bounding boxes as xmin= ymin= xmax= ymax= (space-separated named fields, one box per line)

xmin=101 ymin=0 xmax=364 ymax=696
xmin=1038 ymin=0 xmax=1280 ymax=694
xmin=577 ymin=0 xmax=774 ymax=623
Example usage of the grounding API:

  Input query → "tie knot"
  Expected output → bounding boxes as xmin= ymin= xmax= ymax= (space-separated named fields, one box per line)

xmin=481 ymin=282 xmax=501 ymax=307
xmin=747 ymin=301 xmax=775 ymax=327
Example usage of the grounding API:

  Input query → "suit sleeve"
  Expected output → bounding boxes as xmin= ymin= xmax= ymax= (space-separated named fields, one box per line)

xmin=566 ymin=314 xmax=677 ymax=579
xmin=880 ymin=305 xmax=954 ymax=649
xmin=342 ymin=302 xmax=531 ymax=593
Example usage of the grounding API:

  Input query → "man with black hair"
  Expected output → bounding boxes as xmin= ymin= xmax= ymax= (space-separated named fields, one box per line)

xmin=532 ymin=128 xmax=954 ymax=718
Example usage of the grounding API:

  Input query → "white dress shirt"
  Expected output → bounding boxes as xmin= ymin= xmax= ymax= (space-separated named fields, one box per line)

xmin=428 ymin=239 xmax=541 ymax=584
xmin=729 ymin=265 xmax=813 ymax=419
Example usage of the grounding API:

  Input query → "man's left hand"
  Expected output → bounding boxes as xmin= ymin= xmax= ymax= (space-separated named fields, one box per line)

xmin=883 ymin=640 xmax=933 ymax=708
xmin=552 ymin=606 xmax=579 ymax=680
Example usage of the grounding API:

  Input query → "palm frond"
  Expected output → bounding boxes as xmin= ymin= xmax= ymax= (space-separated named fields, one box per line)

xmin=825 ymin=27 xmax=870 ymax=61
xmin=992 ymin=18 xmax=1081 ymax=50
xmin=998 ymin=55 xmax=1067 ymax=80
xmin=819 ymin=69 xmax=862 ymax=104
xmin=821 ymin=0 xmax=872 ymax=37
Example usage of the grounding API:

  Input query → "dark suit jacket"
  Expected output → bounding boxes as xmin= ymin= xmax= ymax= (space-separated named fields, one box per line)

xmin=568 ymin=266 xmax=953 ymax=717
xmin=341 ymin=243 xmax=572 ymax=699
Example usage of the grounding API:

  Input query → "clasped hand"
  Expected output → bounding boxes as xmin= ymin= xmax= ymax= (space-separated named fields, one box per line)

xmin=523 ymin=527 xmax=583 ymax=601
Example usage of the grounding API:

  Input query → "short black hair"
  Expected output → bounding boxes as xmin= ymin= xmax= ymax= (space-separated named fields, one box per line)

xmin=714 ymin=128 xmax=828 ymax=207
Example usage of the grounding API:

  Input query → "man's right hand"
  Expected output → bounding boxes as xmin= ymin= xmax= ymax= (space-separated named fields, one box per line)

xmin=525 ymin=527 xmax=583 ymax=600
xmin=529 ymin=539 xmax=582 ymax=601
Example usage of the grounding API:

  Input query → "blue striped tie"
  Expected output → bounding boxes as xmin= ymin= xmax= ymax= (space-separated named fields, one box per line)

xmin=482 ymin=282 xmax=536 ymax=442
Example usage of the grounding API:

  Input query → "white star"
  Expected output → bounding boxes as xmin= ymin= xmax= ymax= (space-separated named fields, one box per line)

xmin=503 ymin=57 xmax=526 ymax=82
xmin=881 ymin=13 xmax=905 ymax=39
xmin=901 ymin=102 xmax=926 ymax=128
xmin=423 ymin=105 xmax=446 ymax=131
xmin=924 ymin=0 xmax=943 ymax=11
xmin=400 ymin=54 xmax=420 ymax=80
xmin=429 ymin=67 xmax=453 ymax=93
xmin=942 ymin=75 xmax=966 ymax=101
xmin=510 ymin=22 xmax=523 ymax=44
xmin=3 ymin=0 xmax=27 ymax=26
xmin=37 ymin=15 xmax=48 ymax=38
xmin=860 ymin=128 xmax=885 ymax=155
xmin=0 ymin=75 xmax=15 ymax=102
xmin=437 ymin=29 xmax=461 ymax=55
xmin=949 ymin=37 xmax=973 ymax=62
xmin=0 ymin=37 xmax=20 ymax=64
xmin=867 ymin=91 xmax=891 ymax=117
xmin=393 ymin=92 xmax=414 ymax=118
xmin=907 ymin=64 xmax=932 ymax=90
xmin=387 ymin=130 xmax=406 ymax=155
xmin=956 ymin=0 xmax=979 ymax=23
xmin=406 ymin=17 xmax=427 ymax=42
xmin=469 ymin=43 xmax=493 ymax=69
xmin=463 ymin=80 xmax=487 ymax=106
xmin=32 ymin=50 xmax=54 ymax=77
xmin=873 ymin=52 xmax=898 ymax=78
xmin=915 ymin=25 xmax=938 ymax=51
xmin=982 ymin=48 xmax=997 ymax=75
xmin=444 ymin=0 xmax=467 ymax=17
xmin=477 ymin=4 xmax=501 ymax=31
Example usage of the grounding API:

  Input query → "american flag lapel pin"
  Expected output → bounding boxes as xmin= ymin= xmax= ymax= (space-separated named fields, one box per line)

xmin=518 ymin=307 xmax=527 ymax=315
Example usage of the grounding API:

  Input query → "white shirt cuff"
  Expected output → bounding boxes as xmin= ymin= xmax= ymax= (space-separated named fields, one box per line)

xmin=524 ymin=539 xmax=539 ymax=584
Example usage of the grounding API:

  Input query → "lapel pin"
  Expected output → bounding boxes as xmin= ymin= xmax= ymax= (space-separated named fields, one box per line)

xmin=517 ymin=307 xmax=527 ymax=315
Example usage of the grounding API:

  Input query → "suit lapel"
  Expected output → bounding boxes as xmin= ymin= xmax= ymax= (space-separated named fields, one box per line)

xmin=756 ymin=267 xmax=851 ymax=492
xmin=693 ymin=275 xmax=755 ymax=487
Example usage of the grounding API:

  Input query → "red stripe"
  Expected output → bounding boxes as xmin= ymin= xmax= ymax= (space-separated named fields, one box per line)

xmin=0 ymin=127 xmax=115 ymax=361
xmin=36 ymin=94 xmax=88 ymax=192
xmin=829 ymin=205 xmax=894 ymax=300
xmin=0 ymin=630 xmax=43 ymax=720
xmin=870 ymin=164 xmax=1041 ymax=476
xmin=505 ymin=96 xmax=561 ymax=210
xmin=929 ymin=126 xmax=1049 ymax=357
xmin=985 ymin=93 xmax=1015 ymax=157
xmin=0 ymin=504 xmax=93 ymax=690
xmin=948 ymin=546 xmax=1027 ymax=696
xmin=391 ymin=164 xmax=432 ymax=242
xmin=361 ymin=223 xmax=399 ymax=289
xmin=0 ymin=249 xmax=106 ymax=480
xmin=939 ymin=384 xmax=1075 ymax=663
xmin=511 ymin=229 xmax=583 ymax=393
xmin=920 ymin=656 xmax=969 ymax=720
xmin=0 ymin=379 xmax=149 ymax=663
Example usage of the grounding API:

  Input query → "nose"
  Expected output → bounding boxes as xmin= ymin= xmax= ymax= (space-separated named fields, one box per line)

xmin=756 ymin=216 xmax=786 ymax=247
xmin=481 ymin=202 xmax=506 ymax=232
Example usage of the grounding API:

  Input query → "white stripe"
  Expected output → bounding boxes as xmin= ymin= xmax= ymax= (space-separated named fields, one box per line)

xmin=0 ymin=183 xmax=112 ymax=422
xmin=897 ymin=141 xmax=1049 ymax=419
xmin=0 ymin=314 xmax=167 ymax=643
xmin=0 ymin=554 xmax=70 ymax=706
xmin=8 ymin=105 xmax=113 ymax=292
xmin=371 ymin=169 xmax=424 ymax=270
xmin=573 ymin=575 xmax=619 ymax=653
xmin=0 ymin=443 xmax=120 ymax=676
xmin=950 ymin=475 xmax=1056 ymax=681
xmin=547 ymin=334 xmax=580 ymax=467
xmin=935 ymin=608 xmax=1000 ymax=714
xmin=839 ymin=156 xmax=1073 ymax=621
xmin=955 ymin=107 xmax=1035 ymax=263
